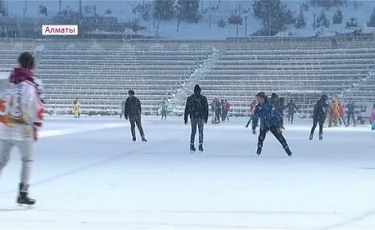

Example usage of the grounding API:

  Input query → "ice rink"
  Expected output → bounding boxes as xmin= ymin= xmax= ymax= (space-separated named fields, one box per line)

xmin=0 ymin=116 xmax=375 ymax=230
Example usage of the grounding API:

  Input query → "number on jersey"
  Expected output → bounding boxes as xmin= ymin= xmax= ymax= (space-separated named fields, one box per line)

xmin=0 ymin=92 xmax=22 ymax=118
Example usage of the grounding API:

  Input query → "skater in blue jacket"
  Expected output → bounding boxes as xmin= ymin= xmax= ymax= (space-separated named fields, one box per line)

xmin=252 ymin=92 xmax=292 ymax=156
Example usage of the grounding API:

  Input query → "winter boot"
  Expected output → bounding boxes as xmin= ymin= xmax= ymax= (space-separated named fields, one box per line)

xmin=190 ymin=144 xmax=196 ymax=153
xmin=198 ymin=144 xmax=203 ymax=152
xmin=17 ymin=183 xmax=35 ymax=205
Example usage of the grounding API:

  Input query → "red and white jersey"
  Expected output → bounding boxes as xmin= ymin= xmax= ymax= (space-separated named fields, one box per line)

xmin=0 ymin=71 xmax=45 ymax=141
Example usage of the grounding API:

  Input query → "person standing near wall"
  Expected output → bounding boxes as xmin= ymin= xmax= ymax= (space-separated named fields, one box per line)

xmin=310 ymin=95 xmax=329 ymax=140
xmin=224 ymin=100 xmax=230 ymax=121
xmin=286 ymin=99 xmax=299 ymax=124
xmin=245 ymin=100 xmax=257 ymax=128
xmin=338 ymin=103 xmax=346 ymax=126
xmin=120 ymin=100 xmax=125 ymax=119
xmin=370 ymin=104 xmax=375 ymax=131
xmin=161 ymin=98 xmax=168 ymax=120
xmin=124 ymin=89 xmax=147 ymax=142
xmin=184 ymin=85 xmax=208 ymax=153
xmin=73 ymin=98 xmax=80 ymax=118
xmin=346 ymin=100 xmax=356 ymax=127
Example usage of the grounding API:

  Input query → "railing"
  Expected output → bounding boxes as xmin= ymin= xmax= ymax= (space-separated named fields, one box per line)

xmin=1 ymin=36 xmax=375 ymax=50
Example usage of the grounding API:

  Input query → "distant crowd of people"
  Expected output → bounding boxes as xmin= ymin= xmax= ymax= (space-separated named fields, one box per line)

xmin=211 ymin=98 xmax=231 ymax=124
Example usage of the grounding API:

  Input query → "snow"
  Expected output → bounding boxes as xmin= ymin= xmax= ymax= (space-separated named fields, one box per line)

xmin=4 ymin=0 xmax=375 ymax=39
xmin=34 ymin=44 xmax=45 ymax=52
xmin=1 ymin=117 xmax=375 ymax=229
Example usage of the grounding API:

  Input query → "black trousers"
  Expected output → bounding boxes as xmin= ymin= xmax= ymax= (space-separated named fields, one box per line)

xmin=129 ymin=116 xmax=145 ymax=138
xmin=215 ymin=110 xmax=221 ymax=123
xmin=190 ymin=118 xmax=204 ymax=145
xmin=222 ymin=110 xmax=229 ymax=121
xmin=339 ymin=116 xmax=346 ymax=126
xmin=288 ymin=112 xmax=295 ymax=123
xmin=258 ymin=126 xmax=289 ymax=150
xmin=310 ymin=117 xmax=324 ymax=136
xmin=347 ymin=112 xmax=356 ymax=126
xmin=246 ymin=116 xmax=253 ymax=127
xmin=161 ymin=111 xmax=167 ymax=120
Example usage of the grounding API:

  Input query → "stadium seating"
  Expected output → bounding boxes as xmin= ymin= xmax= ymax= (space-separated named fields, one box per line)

xmin=199 ymin=48 xmax=375 ymax=115
xmin=1 ymin=39 xmax=374 ymax=117
xmin=37 ymin=45 xmax=212 ymax=114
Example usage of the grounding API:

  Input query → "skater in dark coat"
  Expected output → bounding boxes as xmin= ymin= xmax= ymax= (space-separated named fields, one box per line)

xmin=215 ymin=99 xmax=222 ymax=124
xmin=270 ymin=93 xmax=279 ymax=108
xmin=346 ymin=100 xmax=356 ymax=127
xmin=124 ymin=89 xmax=147 ymax=142
xmin=245 ymin=100 xmax=257 ymax=128
xmin=184 ymin=85 xmax=209 ymax=152
xmin=286 ymin=99 xmax=299 ymax=124
xmin=309 ymin=94 xmax=329 ymax=140
xmin=252 ymin=92 xmax=292 ymax=156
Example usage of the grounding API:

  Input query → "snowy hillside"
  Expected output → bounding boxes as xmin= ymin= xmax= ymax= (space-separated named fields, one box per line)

xmin=4 ymin=0 xmax=375 ymax=39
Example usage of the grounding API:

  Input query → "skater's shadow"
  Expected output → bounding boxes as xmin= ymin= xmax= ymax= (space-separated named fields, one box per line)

xmin=201 ymin=155 xmax=290 ymax=159
xmin=357 ymin=167 xmax=375 ymax=170
xmin=0 ymin=207 xmax=32 ymax=212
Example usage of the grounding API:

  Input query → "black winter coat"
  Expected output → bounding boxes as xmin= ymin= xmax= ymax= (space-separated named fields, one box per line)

xmin=184 ymin=93 xmax=209 ymax=122
xmin=313 ymin=99 xmax=329 ymax=120
xmin=124 ymin=96 xmax=142 ymax=119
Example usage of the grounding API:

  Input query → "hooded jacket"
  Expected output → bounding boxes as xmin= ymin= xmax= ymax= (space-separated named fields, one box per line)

xmin=252 ymin=97 xmax=282 ymax=129
xmin=313 ymin=96 xmax=329 ymax=120
xmin=0 ymin=68 xmax=45 ymax=141
xmin=184 ymin=85 xmax=208 ymax=122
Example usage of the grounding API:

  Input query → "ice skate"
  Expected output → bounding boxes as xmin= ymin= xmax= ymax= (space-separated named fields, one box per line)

xmin=132 ymin=137 xmax=136 ymax=142
xmin=319 ymin=134 xmax=323 ymax=140
xmin=256 ymin=146 xmax=262 ymax=156
xmin=285 ymin=146 xmax=292 ymax=157
xmin=141 ymin=136 xmax=147 ymax=142
xmin=190 ymin=144 xmax=196 ymax=153
xmin=309 ymin=133 xmax=313 ymax=140
xmin=17 ymin=184 xmax=35 ymax=206
xmin=198 ymin=144 xmax=203 ymax=152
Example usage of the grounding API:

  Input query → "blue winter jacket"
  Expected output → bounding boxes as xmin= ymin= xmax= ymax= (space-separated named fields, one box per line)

xmin=346 ymin=102 xmax=355 ymax=114
xmin=252 ymin=98 xmax=282 ymax=129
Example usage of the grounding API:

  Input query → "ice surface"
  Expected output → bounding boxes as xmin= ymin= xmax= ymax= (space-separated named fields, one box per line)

xmin=0 ymin=117 xmax=375 ymax=230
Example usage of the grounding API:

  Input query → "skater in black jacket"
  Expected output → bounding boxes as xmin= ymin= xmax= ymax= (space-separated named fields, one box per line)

xmin=184 ymin=85 xmax=209 ymax=152
xmin=252 ymin=92 xmax=292 ymax=156
xmin=310 ymin=95 xmax=329 ymax=140
xmin=124 ymin=90 xmax=147 ymax=142
xmin=286 ymin=99 xmax=299 ymax=124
